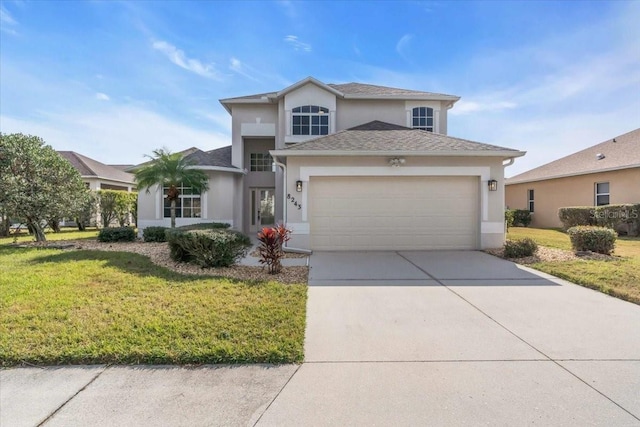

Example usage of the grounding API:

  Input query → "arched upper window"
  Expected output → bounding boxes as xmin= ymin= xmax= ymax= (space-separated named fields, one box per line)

xmin=292 ymin=105 xmax=329 ymax=136
xmin=412 ymin=107 xmax=434 ymax=132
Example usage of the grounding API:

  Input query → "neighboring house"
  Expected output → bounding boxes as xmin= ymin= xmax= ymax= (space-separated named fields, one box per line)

xmin=58 ymin=151 xmax=136 ymax=226
xmin=58 ymin=151 xmax=136 ymax=192
xmin=138 ymin=76 xmax=525 ymax=250
xmin=505 ymin=128 xmax=640 ymax=229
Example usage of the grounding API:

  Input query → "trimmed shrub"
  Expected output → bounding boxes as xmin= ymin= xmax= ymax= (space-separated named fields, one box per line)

xmin=166 ymin=228 xmax=251 ymax=268
xmin=176 ymin=222 xmax=230 ymax=231
xmin=511 ymin=209 xmax=532 ymax=227
xmin=505 ymin=209 xmax=515 ymax=230
xmin=97 ymin=226 xmax=136 ymax=242
xmin=558 ymin=207 xmax=596 ymax=230
xmin=567 ymin=226 xmax=616 ymax=255
xmin=143 ymin=226 xmax=168 ymax=242
xmin=257 ymin=224 xmax=292 ymax=274
xmin=503 ymin=238 xmax=538 ymax=258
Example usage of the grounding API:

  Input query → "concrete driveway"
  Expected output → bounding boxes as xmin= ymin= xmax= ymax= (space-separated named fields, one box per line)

xmin=259 ymin=251 xmax=640 ymax=426
xmin=3 ymin=251 xmax=640 ymax=426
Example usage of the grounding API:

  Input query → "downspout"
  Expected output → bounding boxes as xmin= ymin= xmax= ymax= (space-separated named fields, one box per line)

xmin=503 ymin=157 xmax=515 ymax=167
xmin=272 ymin=155 xmax=312 ymax=255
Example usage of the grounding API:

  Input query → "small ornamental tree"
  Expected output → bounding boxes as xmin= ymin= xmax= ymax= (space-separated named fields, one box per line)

xmin=134 ymin=148 xmax=209 ymax=228
xmin=0 ymin=133 xmax=87 ymax=241
xmin=257 ymin=224 xmax=292 ymax=274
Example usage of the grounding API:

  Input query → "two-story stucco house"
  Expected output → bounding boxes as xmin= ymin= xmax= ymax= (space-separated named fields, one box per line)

xmin=137 ymin=76 xmax=525 ymax=250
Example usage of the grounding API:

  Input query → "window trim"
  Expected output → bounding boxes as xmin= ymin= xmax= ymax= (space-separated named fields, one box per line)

xmin=163 ymin=183 xmax=202 ymax=219
xmin=291 ymin=105 xmax=329 ymax=136
xmin=527 ymin=189 xmax=534 ymax=213
xmin=411 ymin=106 xmax=434 ymax=132
xmin=595 ymin=182 xmax=610 ymax=206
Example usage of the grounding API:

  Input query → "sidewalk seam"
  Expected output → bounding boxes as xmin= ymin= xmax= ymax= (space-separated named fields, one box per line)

xmin=252 ymin=364 xmax=302 ymax=426
xmin=37 ymin=366 xmax=107 ymax=426
xmin=396 ymin=251 xmax=640 ymax=422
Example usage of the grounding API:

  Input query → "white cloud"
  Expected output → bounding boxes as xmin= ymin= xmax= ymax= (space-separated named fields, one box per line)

xmin=229 ymin=57 xmax=260 ymax=82
xmin=0 ymin=5 xmax=18 ymax=35
xmin=396 ymin=34 xmax=413 ymax=61
xmin=0 ymin=5 xmax=16 ymax=25
xmin=0 ymin=106 xmax=230 ymax=165
xmin=95 ymin=92 xmax=110 ymax=101
xmin=284 ymin=35 xmax=311 ymax=52
xmin=152 ymin=40 xmax=222 ymax=80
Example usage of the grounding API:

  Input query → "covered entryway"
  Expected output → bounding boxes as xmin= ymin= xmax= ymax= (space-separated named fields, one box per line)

xmin=309 ymin=176 xmax=479 ymax=251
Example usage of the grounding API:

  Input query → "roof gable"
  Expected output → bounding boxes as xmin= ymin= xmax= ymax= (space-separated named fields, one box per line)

xmin=507 ymin=128 xmax=640 ymax=184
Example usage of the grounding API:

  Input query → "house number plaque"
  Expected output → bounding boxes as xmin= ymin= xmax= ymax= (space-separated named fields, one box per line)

xmin=287 ymin=193 xmax=302 ymax=210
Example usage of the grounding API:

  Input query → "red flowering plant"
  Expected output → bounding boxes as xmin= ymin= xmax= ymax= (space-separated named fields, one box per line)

xmin=257 ymin=224 xmax=292 ymax=274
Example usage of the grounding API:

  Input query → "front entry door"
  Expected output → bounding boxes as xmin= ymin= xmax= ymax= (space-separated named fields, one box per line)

xmin=250 ymin=188 xmax=275 ymax=232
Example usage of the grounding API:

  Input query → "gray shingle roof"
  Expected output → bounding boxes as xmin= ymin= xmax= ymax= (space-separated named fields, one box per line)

xmin=220 ymin=78 xmax=459 ymax=104
xmin=507 ymin=128 xmax=640 ymax=184
xmin=184 ymin=146 xmax=236 ymax=169
xmin=58 ymin=151 xmax=135 ymax=183
xmin=327 ymin=82 xmax=456 ymax=98
xmin=280 ymin=121 xmax=522 ymax=154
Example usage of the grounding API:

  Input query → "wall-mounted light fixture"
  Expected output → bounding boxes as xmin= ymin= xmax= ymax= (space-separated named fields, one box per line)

xmin=388 ymin=157 xmax=406 ymax=167
xmin=488 ymin=179 xmax=498 ymax=191
xmin=296 ymin=180 xmax=303 ymax=192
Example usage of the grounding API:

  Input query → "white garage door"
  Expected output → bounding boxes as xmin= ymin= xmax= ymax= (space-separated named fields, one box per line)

xmin=309 ymin=176 xmax=479 ymax=251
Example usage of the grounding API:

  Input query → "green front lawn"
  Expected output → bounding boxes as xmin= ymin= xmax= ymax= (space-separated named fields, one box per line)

xmin=0 ymin=247 xmax=307 ymax=366
xmin=507 ymin=227 xmax=640 ymax=305
xmin=0 ymin=227 xmax=100 ymax=245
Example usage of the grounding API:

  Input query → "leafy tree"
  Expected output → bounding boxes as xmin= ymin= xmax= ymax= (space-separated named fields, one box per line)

xmin=0 ymin=133 xmax=87 ymax=241
xmin=134 ymin=148 xmax=209 ymax=228
xmin=96 ymin=190 xmax=118 ymax=228
xmin=114 ymin=191 xmax=137 ymax=227
xmin=75 ymin=190 xmax=98 ymax=231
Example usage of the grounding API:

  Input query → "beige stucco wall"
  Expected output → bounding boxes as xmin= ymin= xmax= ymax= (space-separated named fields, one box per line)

xmin=281 ymin=155 xmax=507 ymax=250
xmin=136 ymin=170 xmax=237 ymax=233
xmin=505 ymin=167 xmax=640 ymax=228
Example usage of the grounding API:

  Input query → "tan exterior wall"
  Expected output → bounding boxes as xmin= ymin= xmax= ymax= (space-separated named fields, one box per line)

xmin=282 ymin=155 xmax=507 ymax=250
xmin=505 ymin=167 xmax=640 ymax=228
xmin=136 ymin=170 xmax=237 ymax=233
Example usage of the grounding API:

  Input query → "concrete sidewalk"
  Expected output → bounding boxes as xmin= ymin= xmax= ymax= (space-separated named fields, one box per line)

xmin=2 ymin=251 xmax=639 ymax=426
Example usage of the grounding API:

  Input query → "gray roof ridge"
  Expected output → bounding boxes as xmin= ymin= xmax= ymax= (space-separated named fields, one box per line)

xmin=70 ymin=151 xmax=98 ymax=176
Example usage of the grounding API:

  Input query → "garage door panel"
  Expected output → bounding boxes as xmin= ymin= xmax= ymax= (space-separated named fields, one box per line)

xmin=309 ymin=176 xmax=479 ymax=251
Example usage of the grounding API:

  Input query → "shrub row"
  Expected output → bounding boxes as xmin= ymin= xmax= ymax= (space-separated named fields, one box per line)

xmin=567 ymin=226 xmax=617 ymax=255
xmin=166 ymin=227 xmax=250 ymax=268
xmin=97 ymin=227 xmax=136 ymax=242
xmin=505 ymin=209 xmax=532 ymax=228
xmin=559 ymin=204 xmax=640 ymax=235
xmin=503 ymin=238 xmax=538 ymax=258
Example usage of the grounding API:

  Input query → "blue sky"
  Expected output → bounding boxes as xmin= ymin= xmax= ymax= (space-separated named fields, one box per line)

xmin=1 ymin=0 xmax=638 ymax=176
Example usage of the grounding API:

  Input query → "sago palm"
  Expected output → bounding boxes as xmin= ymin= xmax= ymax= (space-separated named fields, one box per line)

xmin=134 ymin=148 xmax=209 ymax=228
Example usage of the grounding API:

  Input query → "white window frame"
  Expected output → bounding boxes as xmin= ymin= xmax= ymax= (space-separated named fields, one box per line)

xmin=292 ymin=105 xmax=329 ymax=136
xmin=163 ymin=183 xmax=202 ymax=219
xmin=250 ymin=153 xmax=273 ymax=172
xmin=411 ymin=107 xmax=434 ymax=132
xmin=595 ymin=182 xmax=610 ymax=206
xmin=527 ymin=189 xmax=534 ymax=213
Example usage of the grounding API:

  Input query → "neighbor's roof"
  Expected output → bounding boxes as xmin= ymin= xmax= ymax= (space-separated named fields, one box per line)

xmin=58 ymin=151 xmax=135 ymax=184
xmin=219 ymin=76 xmax=459 ymax=112
xmin=506 ymin=128 xmax=640 ymax=185
xmin=271 ymin=121 xmax=525 ymax=158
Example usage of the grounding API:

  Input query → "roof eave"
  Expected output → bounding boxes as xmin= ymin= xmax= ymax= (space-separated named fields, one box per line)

xmin=506 ymin=163 xmax=640 ymax=185
xmin=186 ymin=166 xmax=245 ymax=174
xmin=83 ymin=175 xmax=136 ymax=185
xmin=271 ymin=149 xmax=526 ymax=158
xmin=276 ymin=76 xmax=344 ymax=98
